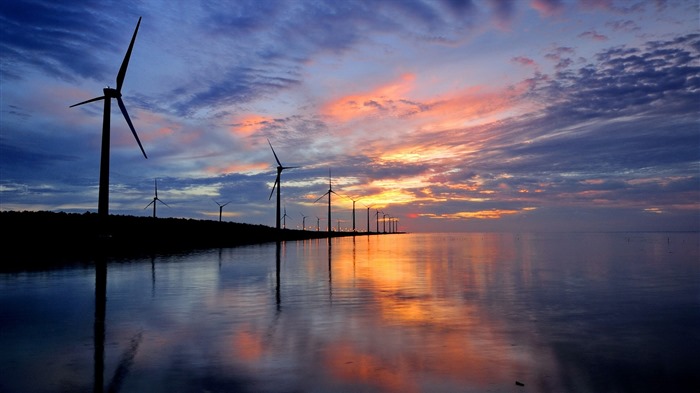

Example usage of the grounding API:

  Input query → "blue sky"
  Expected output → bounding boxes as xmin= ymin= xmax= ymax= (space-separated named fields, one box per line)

xmin=1 ymin=0 xmax=698 ymax=232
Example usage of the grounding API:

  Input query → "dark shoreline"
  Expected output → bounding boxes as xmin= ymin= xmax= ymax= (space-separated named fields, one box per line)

xmin=1 ymin=211 xmax=400 ymax=270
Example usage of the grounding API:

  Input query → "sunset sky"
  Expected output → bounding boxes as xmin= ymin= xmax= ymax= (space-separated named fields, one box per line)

xmin=1 ymin=0 xmax=698 ymax=232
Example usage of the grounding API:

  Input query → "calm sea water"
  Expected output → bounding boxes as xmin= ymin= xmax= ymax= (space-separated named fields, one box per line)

xmin=1 ymin=232 xmax=698 ymax=393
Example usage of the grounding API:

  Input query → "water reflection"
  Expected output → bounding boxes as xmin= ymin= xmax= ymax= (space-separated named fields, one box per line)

xmin=94 ymin=259 xmax=105 ymax=393
xmin=0 ymin=232 xmax=698 ymax=392
xmin=94 ymin=257 xmax=143 ymax=393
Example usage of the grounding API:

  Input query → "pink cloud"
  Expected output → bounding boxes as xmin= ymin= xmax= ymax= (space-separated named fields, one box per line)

xmin=530 ymin=0 xmax=565 ymax=17
xmin=511 ymin=56 xmax=537 ymax=67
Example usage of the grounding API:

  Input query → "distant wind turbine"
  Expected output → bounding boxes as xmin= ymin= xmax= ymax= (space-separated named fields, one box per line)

xmin=268 ymin=139 xmax=298 ymax=230
xmin=299 ymin=212 xmax=308 ymax=231
xmin=348 ymin=196 xmax=361 ymax=232
xmin=70 ymin=17 xmax=147 ymax=226
xmin=282 ymin=206 xmax=290 ymax=229
xmin=364 ymin=204 xmax=373 ymax=233
xmin=214 ymin=200 xmax=231 ymax=222
xmin=314 ymin=169 xmax=338 ymax=235
xmin=144 ymin=179 xmax=169 ymax=218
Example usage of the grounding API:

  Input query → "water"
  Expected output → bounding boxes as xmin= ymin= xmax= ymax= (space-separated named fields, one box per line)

xmin=1 ymin=232 xmax=698 ymax=393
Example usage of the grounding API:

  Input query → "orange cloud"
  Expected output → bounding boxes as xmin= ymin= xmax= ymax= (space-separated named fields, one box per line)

xmin=420 ymin=207 xmax=535 ymax=220
xmin=204 ymin=161 xmax=269 ymax=175
xmin=229 ymin=114 xmax=272 ymax=136
xmin=322 ymin=73 xmax=416 ymax=121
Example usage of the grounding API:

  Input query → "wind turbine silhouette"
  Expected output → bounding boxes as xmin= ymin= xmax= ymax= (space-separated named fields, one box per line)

xmin=345 ymin=195 xmax=362 ymax=232
xmin=316 ymin=216 xmax=324 ymax=232
xmin=145 ymin=179 xmax=169 ymax=218
xmin=214 ymin=200 xmax=231 ymax=222
xmin=268 ymin=139 xmax=298 ymax=230
xmin=364 ymin=204 xmax=373 ymax=233
xmin=282 ymin=206 xmax=290 ymax=229
xmin=299 ymin=212 xmax=308 ymax=231
xmin=314 ymin=169 xmax=338 ymax=235
xmin=375 ymin=209 xmax=381 ymax=233
xmin=70 ymin=17 xmax=147 ymax=227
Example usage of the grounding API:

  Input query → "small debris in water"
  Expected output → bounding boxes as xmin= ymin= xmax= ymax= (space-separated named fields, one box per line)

xmin=515 ymin=381 xmax=525 ymax=387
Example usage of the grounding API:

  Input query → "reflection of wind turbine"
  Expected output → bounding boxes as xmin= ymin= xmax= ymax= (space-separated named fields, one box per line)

xmin=144 ymin=179 xmax=169 ymax=218
xmin=94 ymin=258 xmax=142 ymax=393
xmin=314 ymin=169 xmax=338 ymax=235
xmin=70 ymin=17 xmax=147 ymax=228
xmin=214 ymin=200 xmax=231 ymax=222
xmin=268 ymin=139 xmax=298 ymax=230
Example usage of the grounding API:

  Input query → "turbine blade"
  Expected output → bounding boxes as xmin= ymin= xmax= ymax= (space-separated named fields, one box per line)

xmin=116 ymin=17 xmax=141 ymax=92
xmin=145 ymin=200 xmax=154 ymax=209
xmin=160 ymin=200 xmax=171 ymax=207
xmin=314 ymin=191 xmax=330 ymax=203
xmin=268 ymin=176 xmax=279 ymax=200
xmin=267 ymin=139 xmax=282 ymax=167
xmin=69 ymin=96 xmax=105 ymax=107
xmin=117 ymin=97 xmax=148 ymax=159
xmin=281 ymin=166 xmax=299 ymax=170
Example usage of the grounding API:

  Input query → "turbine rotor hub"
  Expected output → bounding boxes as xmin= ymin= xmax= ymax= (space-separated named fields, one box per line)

xmin=103 ymin=87 xmax=121 ymax=98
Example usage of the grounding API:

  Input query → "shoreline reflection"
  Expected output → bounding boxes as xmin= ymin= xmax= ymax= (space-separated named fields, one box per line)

xmin=0 ymin=232 xmax=697 ymax=392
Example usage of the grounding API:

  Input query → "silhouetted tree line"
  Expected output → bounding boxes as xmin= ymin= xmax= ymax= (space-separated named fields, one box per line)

xmin=1 ymin=210 xmax=358 ymax=268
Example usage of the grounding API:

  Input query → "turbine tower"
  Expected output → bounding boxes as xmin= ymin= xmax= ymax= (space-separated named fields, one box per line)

xmin=349 ymin=196 xmax=361 ymax=232
xmin=364 ymin=204 xmax=373 ymax=233
xmin=268 ymin=139 xmax=298 ymax=230
xmin=299 ymin=212 xmax=308 ymax=231
xmin=70 ymin=17 xmax=147 ymax=227
xmin=214 ymin=200 xmax=231 ymax=222
xmin=145 ymin=179 xmax=169 ymax=218
xmin=282 ymin=206 xmax=290 ymax=229
xmin=314 ymin=169 xmax=337 ymax=235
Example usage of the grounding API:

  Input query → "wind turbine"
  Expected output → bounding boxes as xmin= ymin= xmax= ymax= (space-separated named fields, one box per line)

xmin=299 ymin=212 xmax=308 ymax=231
xmin=214 ymin=200 xmax=231 ymax=222
xmin=375 ymin=210 xmax=381 ymax=233
xmin=268 ymin=139 xmax=298 ymax=230
xmin=349 ymin=196 xmax=361 ymax=232
xmin=314 ymin=169 xmax=338 ymax=235
xmin=70 ymin=17 xmax=147 ymax=227
xmin=282 ymin=206 xmax=290 ymax=229
xmin=145 ymin=179 xmax=169 ymax=218
xmin=364 ymin=204 xmax=373 ymax=233
xmin=339 ymin=194 xmax=362 ymax=232
xmin=316 ymin=216 xmax=324 ymax=232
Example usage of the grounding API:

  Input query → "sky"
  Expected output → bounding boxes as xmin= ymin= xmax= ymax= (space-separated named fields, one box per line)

xmin=1 ymin=0 xmax=698 ymax=233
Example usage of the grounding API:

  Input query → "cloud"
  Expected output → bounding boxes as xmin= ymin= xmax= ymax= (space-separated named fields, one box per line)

xmin=530 ymin=0 xmax=565 ymax=17
xmin=579 ymin=30 xmax=609 ymax=41
xmin=511 ymin=56 xmax=537 ymax=67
